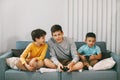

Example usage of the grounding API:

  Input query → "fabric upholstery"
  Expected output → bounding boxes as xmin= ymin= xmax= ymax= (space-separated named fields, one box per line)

xmin=5 ymin=69 xmax=60 ymax=80
xmin=12 ymin=49 xmax=25 ymax=57
xmin=61 ymin=70 xmax=117 ymax=80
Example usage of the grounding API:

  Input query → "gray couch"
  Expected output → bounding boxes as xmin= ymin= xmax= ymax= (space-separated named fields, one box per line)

xmin=0 ymin=41 xmax=120 ymax=80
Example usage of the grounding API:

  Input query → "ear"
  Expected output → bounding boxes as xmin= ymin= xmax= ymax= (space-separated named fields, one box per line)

xmin=35 ymin=37 xmax=38 ymax=41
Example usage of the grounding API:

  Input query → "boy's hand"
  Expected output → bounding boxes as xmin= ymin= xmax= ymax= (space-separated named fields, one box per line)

xmin=80 ymin=55 xmax=87 ymax=61
xmin=24 ymin=63 xmax=35 ymax=71
xmin=67 ymin=62 xmax=75 ymax=72
xmin=29 ymin=58 xmax=38 ymax=67
xmin=57 ymin=63 xmax=64 ymax=72
xmin=89 ymin=55 xmax=96 ymax=60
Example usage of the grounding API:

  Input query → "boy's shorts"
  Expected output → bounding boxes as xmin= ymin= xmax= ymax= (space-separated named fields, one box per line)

xmin=58 ymin=59 xmax=71 ymax=66
xmin=85 ymin=56 xmax=90 ymax=61
xmin=50 ymin=58 xmax=71 ymax=66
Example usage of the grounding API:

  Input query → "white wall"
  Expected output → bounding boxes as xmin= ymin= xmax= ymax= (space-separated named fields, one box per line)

xmin=0 ymin=0 xmax=66 ymax=53
xmin=66 ymin=0 xmax=120 ymax=54
xmin=0 ymin=0 xmax=120 ymax=55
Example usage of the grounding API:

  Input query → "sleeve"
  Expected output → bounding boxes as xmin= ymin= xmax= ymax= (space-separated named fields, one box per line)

xmin=36 ymin=44 xmax=48 ymax=60
xmin=78 ymin=46 xmax=84 ymax=53
xmin=69 ymin=39 xmax=79 ymax=63
xmin=20 ymin=44 xmax=31 ymax=64
xmin=49 ymin=46 xmax=60 ymax=65
xmin=96 ymin=46 xmax=101 ymax=54
xmin=47 ymin=40 xmax=60 ymax=65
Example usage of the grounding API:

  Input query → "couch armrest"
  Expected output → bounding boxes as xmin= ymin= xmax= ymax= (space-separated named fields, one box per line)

xmin=110 ymin=52 xmax=120 ymax=80
xmin=0 ymin=51 xmax=13 ymax=80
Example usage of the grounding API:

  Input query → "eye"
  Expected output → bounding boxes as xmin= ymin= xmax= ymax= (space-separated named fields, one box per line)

xmin=89 ymin=40 xmax=91 ymax=42
xmin=58 ymin=34 xmax=61 ymax=36
xmin=53 ymin=34 xmax=57 ymax=37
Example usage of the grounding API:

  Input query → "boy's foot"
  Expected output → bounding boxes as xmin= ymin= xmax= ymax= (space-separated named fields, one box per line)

xmin=79 ymin=69 xmax=83 ymax=72
xmin=88 ymin=66 xmax=93 ymax=70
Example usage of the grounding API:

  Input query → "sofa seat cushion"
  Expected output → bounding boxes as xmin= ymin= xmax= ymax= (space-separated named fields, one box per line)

xmin=5 ymin=69 xmax=60 ymax=80
xmin=62 ymin=70 xmax=117 ymax=80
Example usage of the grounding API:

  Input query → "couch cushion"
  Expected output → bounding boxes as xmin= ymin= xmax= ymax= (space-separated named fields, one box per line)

xmin=11 ymin=49 xmax=25 ymax=57
xmin=75 ymin=42 xmax=110 ymax=59
xmin=5 ymin=69 xmax=60 ymax=80
xmin=93 ymin=57 xmax=116 ymax=70
xmin=6 ymin=57 xmax=19 ymax=69
xmin=61 ymin=70 xmax=117 ymax=80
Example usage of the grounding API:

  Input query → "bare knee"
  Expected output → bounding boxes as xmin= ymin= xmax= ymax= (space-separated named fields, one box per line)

xmin=29 ymin=59 xmax=37 ymax=67
xmin=37 ymin=60 xmax=44 ymax=68
xmin=44 ymin=58 xmax=49 ymax=63
xmin=76 ymin=62 xmax=84 ymax=69
xmin=44 ymin=58 xmax=50 ymax=65
xmin=44 ymin=58 xmax=57 ymax=69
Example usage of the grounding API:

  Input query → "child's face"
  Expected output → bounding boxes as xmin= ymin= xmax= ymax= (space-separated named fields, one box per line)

xmin=36 ymin=35 xmax=46 ymax=45
xmin=52 ymin=30 xmax=64 ymax=43
xmin=85 ymin=37 xmax=96 ymax=47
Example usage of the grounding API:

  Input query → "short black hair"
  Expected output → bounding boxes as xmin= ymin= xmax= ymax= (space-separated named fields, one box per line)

xmin=86 ymin=32 xmax=96 ymax=39
xmin=51 ymin=24 xmax=63 ymax=34
xmin=31 ymin=29 xmax=46 ymax=41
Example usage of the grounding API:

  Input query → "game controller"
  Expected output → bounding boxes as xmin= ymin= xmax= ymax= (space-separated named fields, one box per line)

xmin=60 ymin=66 xmax=69 ymax=72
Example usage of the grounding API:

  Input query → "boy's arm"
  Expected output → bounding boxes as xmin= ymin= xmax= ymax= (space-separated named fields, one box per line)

xmin=36 ymin=44 xmax=48 ymax=60
xmin=77 ymin=52 xmax=87 ymax=61
xmin=47 ymin=39 xmax=61 ymax=65
xmin=94 ymin=46 xmax=102 ymax=60
xmin=20 ymin=44 xmax=31 ymax=65
xmin=50 ymin=48 xmax=60 ymax=65
xmin=90 ymin=46 xmax=102 ymax=60
xmin=90 ymin=53 xmax=102 ymax=60
xmin=95 ymin=53 xmax=102 ymax=59
xmin=70 ymin=41 xmax=79 ymax=63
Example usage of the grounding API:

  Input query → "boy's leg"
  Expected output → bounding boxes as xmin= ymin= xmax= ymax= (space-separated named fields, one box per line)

xmin=44 ymin=58 xmax=57 ymax=69
xmin=80 ymin=55 xmax=89 ymax=67
xmin=29 ymin=58 xmax=44 ymax=70
xmin=90 ymin=59 xmax=98 ymax=66
xmin=36 ymin=60 xmax=44 ymax=69
xmin=82 ymin=56 xmax=90 ymax=67
xmin=71 ymin=61 xmax=83 ymax=71
xmin=16 ymin=59 xmax=27 ymax=71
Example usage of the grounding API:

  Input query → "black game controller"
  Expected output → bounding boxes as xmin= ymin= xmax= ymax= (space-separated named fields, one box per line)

xmin=60 ymin=66 xmax=69 ymax=72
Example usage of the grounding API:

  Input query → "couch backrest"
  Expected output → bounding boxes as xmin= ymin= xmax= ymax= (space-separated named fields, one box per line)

xmin=16 ymin=41 xmax=32 ymax=49
xmin=16 ymin=41 xmax=110 ymax=59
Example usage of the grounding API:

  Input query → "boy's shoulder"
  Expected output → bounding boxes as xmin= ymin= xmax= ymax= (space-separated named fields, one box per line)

xmin=63 ymin=37 xmax=74 ymax=42
xmin=94 ymin=45 xmax=101 ymax=49
xmin=79 ymin=44 xmax=87 ymax=49
xmin=28 ymin=42 xmax=34 ymax=46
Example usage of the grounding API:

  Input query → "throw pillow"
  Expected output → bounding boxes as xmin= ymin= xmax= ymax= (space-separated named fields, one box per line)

xmin=11 ymin=49 xmax=25 ymax=57
xmin=6 ymin=57 xmax=19 ymax=69
xmin=93 ymin=57 xmax=116 ymax=70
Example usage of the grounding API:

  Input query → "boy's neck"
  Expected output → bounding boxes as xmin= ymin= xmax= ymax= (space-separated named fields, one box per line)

xmin=87 ymin=44 xmax=95 ymax=48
